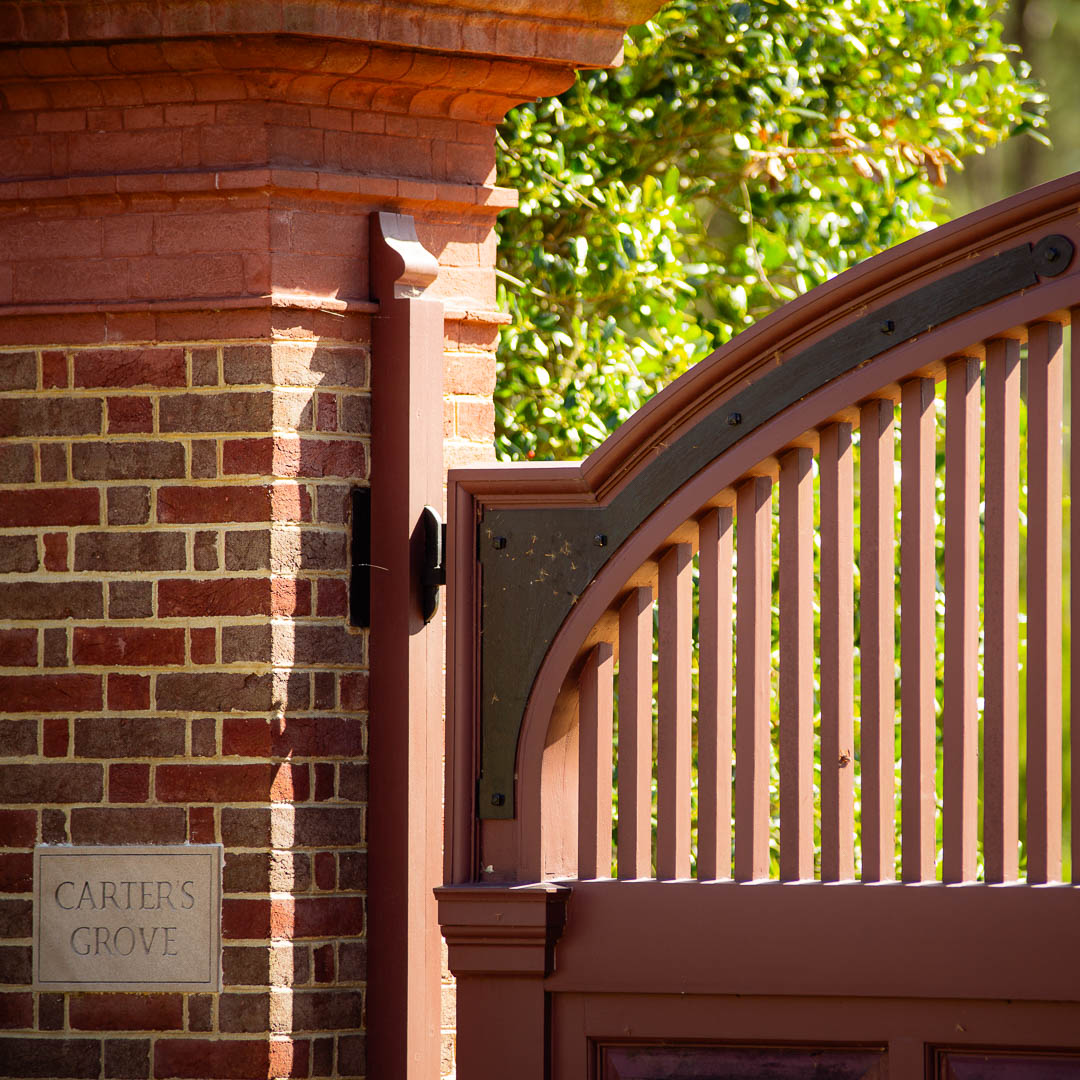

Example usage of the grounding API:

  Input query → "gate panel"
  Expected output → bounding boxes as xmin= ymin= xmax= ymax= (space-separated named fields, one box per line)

xmin=553 ymin=996 xmax=1080 ymax=1080
xmin=440 ymin=174 xmax=1080 ymax=1080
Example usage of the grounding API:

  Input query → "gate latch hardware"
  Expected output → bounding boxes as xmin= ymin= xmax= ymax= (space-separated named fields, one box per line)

xmin=349 ymin=488 xmax=372 ymax=629
xmin=421 ymin=505 xmax=446 ymax=624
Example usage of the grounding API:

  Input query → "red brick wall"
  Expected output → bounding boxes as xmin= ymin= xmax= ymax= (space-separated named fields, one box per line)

xmin=0 ymin=304 xmax=500 ymax=1076
xmin=0 ymin=16 xmax=562 ymax=1079
xmin=0 ymin=330 xmax=371 ymax=1077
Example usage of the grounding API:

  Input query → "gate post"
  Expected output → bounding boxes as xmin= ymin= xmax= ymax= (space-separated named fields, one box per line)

xmin=367 ymin=214 xmax=445 ymax=1079
xmin=437 ymin=884 xmax=571 ymax=1078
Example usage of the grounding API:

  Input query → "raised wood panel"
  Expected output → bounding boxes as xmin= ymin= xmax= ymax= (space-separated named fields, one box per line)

xmin=601 ymin=1045 xmax=884 ymax=1080
xmin=938 ymin=1051 xmax=1080 ymax=1079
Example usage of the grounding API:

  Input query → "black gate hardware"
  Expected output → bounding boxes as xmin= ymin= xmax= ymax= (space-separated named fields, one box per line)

xmin=421 ymin=505 xmax=446 ymax=624
xmin=475 ymin=232 xmax=1075 ymax=819
xmin=349 ymin=488 xmax=372 ymax=628
xmin=352 ymin=493 xmax=444 ymax=626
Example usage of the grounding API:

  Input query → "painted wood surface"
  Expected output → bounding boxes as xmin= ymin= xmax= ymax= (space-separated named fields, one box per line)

xmin=443 ymin=177 xmax=1080 ymax=1080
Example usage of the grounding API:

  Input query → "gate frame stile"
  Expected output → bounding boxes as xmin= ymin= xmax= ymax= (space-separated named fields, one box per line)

xmin=438 ymin=174 xmax=1080 ymax=1080
xmin=443 ymin=460 xmax=579 ymax=1079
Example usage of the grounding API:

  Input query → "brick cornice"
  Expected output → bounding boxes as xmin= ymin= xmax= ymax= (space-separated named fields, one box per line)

xmin=0 ymin=34 xmax=578 ymax=125
xmin=0 ymin=176 xmax=511 ymax=318
xmin=0 ymin=1 xmax=666 ymax=68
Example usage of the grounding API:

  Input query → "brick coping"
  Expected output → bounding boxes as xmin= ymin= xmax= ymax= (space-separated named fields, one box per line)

xmin=0 ymin=294 xmax=509 ymax=326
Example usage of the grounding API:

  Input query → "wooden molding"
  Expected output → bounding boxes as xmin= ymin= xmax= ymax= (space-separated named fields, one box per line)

xmin=370 ymin=212 xmax=439 ymax=302
xmin=436 ymin=883 xmax=571 ymax=977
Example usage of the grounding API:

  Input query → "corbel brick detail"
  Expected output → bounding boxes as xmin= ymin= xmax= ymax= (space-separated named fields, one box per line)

xmin=0 ymin=35 xmax=575 ymax=189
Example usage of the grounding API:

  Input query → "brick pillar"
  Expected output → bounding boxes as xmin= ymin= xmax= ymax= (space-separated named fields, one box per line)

xmin=0 ymin=3 xmax=662 ymax=1077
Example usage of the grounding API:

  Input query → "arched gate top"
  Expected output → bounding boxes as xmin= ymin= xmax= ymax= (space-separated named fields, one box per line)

xmin=448 ymin=172 xmax=1080 ymax=856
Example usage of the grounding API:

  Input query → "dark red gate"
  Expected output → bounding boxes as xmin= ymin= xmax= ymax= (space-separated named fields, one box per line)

xmin=438 ymin=174 xmax=1080 ymax=1079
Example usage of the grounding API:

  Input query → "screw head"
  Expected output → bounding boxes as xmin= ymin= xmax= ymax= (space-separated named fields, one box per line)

xmin=490 ymin=793 xmax=506 ymax=807
xmin=727 ymin=412 xmax=742 ymax=427
xmin=881 ymin=319 xmax=896 ymax=334
xmin=1033 ymin=234 xmax=1072 ymax=277
xmin=492 ymin=536 xmax=507 ymax=550
xmin=593 ymin=534 xmax=607 ymax=547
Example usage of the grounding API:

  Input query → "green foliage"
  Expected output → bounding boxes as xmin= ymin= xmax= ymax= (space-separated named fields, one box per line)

xmin=495 ymin=0 xmax=1046 ymax=462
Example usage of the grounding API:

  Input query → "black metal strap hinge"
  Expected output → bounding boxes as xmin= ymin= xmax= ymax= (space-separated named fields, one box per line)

xmin=421 ymin=505 xmax=446 ymax=624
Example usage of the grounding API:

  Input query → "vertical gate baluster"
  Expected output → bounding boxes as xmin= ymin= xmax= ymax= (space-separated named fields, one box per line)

xmin=1026 ymin=320 xmax=1064 ymax=884
xmin=617 ymin=586 xmax=654 ymax=879
xmin=578 ymin=641 xmax=614 ymax=880
xmin=735 ymin=475 xmax=774 ymax=882
xmin=859 ymin=397 xmax=896 ymax=882
xmin=820 ymin=422 xmax=855 ymax=881
xmin=1073 ymin=310 xmax=1080 ymax=885
xmin=779 ymin=448 xmax=814 ymax=881
xmin=983 ymin=338 xmax=1021 ymax=883
xmin=697 ymin=506 xmax=734 ymax=880
xmin=943 ymin=356 xmax=981 ymax=883
xmin=657 ymin=543 xmax=693 ymax=880
xmin=901 ymin=377 xmax=937 ymax=882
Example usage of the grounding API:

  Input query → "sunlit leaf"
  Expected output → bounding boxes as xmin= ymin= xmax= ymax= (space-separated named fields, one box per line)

xmin=494 ymin=0 xmax=1045 ymax=464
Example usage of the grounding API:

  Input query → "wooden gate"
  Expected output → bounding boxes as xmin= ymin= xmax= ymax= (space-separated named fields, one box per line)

xmin=437 ymin=175 xmax=1080 ymax=1079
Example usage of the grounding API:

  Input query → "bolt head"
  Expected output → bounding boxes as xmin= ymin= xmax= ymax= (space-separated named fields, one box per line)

xmin=490 ymin=793 xmax=506 ymax=807
xmin=727 ymin=412 xmax=742 ymax=427
xmin=492 ymin=536 xmax=507 ymax=550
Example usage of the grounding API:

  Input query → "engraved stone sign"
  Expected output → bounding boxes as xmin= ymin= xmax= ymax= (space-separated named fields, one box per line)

xmin=34 ymin=845 xmax=222 ymax=991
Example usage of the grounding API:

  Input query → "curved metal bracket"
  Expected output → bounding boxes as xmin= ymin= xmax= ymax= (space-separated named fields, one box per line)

xmin=476 ymin=232 xmax=1074 ymax=819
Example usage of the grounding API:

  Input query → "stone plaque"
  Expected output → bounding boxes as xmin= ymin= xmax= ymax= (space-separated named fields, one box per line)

xmin=34 ymin=845 xmax=222 ymax=991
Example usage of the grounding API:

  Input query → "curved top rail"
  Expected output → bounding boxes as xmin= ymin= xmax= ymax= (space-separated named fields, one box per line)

xmin=451 ymin=172 xmax=1080 ymax=838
